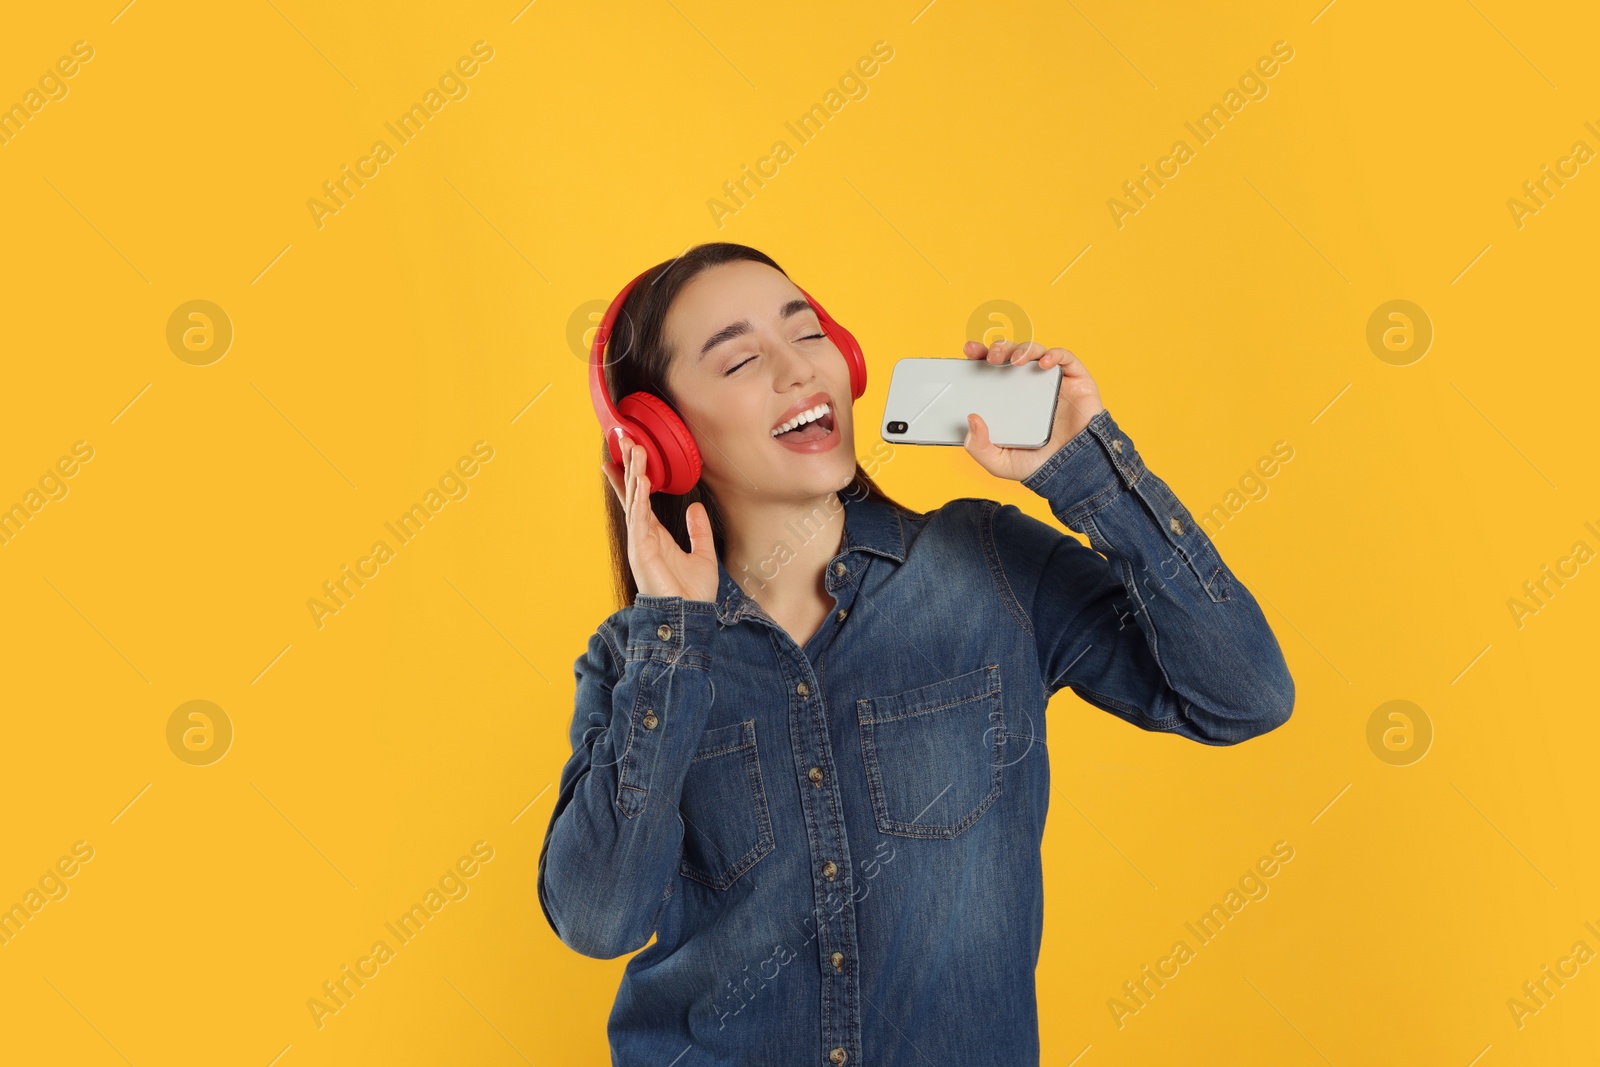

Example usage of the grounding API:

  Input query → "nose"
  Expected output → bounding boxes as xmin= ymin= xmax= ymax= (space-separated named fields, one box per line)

xmin=771 ymin=336 xmax=815 ymax=390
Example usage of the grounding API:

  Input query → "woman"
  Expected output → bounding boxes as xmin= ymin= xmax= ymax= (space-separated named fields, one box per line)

xmin=538 ymin=242 xmax=1294 ymax=1066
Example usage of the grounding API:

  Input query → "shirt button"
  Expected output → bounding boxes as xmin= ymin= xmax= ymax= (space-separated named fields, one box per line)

xmin=832 ymin=562 xmax=846 ymax=576
xmin=835 ymin=609 xmax=847 ymax=622
xmin=830 ymin=950 xmax=844 ymax=971
xmin=822 ymin=860 xmax=837 ymax=880
xmin=657 ymin=624 xmax=672 ymax=641
xmin=796 ymin=681 xmax=809 ymax=698
xmin=1169 ymin=516 xmax=1184 ymax=535
xmin=642 ymin=711 xmax=658 ymax=730
xmin=808 ymin=767 xmax=823 ymax=784
xmin=829 ymin=1048 xmax=847 ymax=1065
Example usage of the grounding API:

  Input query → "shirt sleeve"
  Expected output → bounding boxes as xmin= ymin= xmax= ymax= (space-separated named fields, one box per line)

xmin=988 ymin=409 xmax=1295 ymax=745
xmin=536 ymin=594 xmax=720 ymax=958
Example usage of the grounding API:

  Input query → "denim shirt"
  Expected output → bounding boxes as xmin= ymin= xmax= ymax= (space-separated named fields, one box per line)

xmin=538 ymin=409 xmax=1294 ymax=1067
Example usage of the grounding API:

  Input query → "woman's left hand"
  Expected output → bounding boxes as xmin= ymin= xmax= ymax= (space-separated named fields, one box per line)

xmin=961 ymin=340 xmax=1105 ymax=482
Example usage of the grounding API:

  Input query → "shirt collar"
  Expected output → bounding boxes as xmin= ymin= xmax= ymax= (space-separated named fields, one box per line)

xmin=713 ymin=489 xmax=907 ymax=624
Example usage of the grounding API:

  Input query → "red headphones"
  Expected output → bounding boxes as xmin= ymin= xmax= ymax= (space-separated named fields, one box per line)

xmin=589 ymin=263 xmax=868 ymax=495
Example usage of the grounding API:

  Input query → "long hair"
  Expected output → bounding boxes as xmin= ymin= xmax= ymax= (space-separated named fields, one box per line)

xmin=598 ymin=242 xmax=917 ymax=610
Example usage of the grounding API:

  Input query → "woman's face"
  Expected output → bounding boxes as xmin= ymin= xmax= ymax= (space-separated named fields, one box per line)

xmin=663 ymin=259 xmax=857 ymax=506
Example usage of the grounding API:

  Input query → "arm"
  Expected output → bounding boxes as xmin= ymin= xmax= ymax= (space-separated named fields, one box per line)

xmin=989 ymin=409 xmax=1295 ymax=745
xmin=536 ymin=594 xmax=719 ymax=958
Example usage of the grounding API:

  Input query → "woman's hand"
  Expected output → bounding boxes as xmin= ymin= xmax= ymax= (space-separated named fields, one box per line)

xmin=601 ymin=436 xmax=720 ymax=604
xmin=960 ymin=339 xmax=1105 ymax=483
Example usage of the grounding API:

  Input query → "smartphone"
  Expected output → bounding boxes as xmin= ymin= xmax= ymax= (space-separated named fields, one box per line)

xmin=881 ymin=357 xmax=1062 ymax=448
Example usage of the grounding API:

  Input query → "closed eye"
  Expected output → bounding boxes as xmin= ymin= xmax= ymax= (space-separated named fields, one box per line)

xmin=723 ymin=334 xmax=826 ymax=376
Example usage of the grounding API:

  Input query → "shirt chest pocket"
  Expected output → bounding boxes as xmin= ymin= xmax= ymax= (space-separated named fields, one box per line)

xmin=677 ymin=719 xmax=775 ymax=890
xmin=856 ymin=664 xmax=1005 ymax=839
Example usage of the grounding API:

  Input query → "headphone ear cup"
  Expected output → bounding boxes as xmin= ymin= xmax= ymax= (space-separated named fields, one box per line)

xmin=618 ymin=391 xmax=703 ymax=496
xmin=830 ymin=322 xmax=867 ymax=400
xmin=803 ymin=289 xmax=867 ymax=400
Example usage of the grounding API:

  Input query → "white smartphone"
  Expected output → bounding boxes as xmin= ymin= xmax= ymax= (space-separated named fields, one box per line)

xmin=881 ymin=357 xmax=1062 ymax=448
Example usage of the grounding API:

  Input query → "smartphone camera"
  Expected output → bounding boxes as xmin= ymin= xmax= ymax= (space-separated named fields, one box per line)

xmin=886 ymin=420 xmax=908 ymax=435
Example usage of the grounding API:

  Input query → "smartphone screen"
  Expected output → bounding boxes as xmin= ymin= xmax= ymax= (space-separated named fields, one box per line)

xmin=881 ymin=357 xmax=1062 ymax=448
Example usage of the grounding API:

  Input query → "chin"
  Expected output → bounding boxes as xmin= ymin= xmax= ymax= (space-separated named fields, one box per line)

xmin=758 ymin=414 xmax=860 ymax=496
xmin=778 ymin=455 xmax=856 ymax=501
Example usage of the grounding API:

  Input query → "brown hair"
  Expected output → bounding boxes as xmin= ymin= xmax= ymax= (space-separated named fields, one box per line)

xmin=598 ymin=242 xmax=916 ymax=610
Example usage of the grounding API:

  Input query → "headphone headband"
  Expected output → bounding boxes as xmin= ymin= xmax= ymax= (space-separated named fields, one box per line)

xmin=588 ymin=265 xmax=656 ymax=463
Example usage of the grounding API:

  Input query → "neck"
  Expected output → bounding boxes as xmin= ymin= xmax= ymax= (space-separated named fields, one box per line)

xmin=720 ymin=490 xmax=847 ymax=607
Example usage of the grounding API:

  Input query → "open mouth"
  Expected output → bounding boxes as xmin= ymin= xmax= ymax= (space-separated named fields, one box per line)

xmin=770 ymin=401 xmax=836 ymax=443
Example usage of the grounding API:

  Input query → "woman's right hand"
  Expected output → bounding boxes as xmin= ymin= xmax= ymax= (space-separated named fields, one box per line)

xmin=601 ymin=436 xmax=719 ymax=604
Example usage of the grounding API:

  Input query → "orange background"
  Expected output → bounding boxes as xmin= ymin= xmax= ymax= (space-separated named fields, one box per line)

xmin=2 ymin=1 xmax=1598 ymax=1064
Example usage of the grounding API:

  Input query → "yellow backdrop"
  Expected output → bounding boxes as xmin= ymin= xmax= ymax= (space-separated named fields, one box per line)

xmin=3 ymin=1 xmax=1598 ymax=1064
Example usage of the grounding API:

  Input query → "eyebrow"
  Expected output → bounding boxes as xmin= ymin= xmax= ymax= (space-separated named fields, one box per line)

xmin=698 ymin=299 xmax=815 ymax=359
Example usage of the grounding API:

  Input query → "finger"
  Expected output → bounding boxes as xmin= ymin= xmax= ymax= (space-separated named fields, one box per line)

xmin=627 ymin=441 xmax=646 ymax=521
xmin=684 ymin=500 xmax=701 ymax=552
xmin=963 ymin=340 xmax=986 ymax=359
xmin=1008 ymin=341 xmax=1047 ymax=365
xmin=632 ymin=448 xmax=653 ymax=527
xmin=985 ymin=340 xmax=1016 ymax=364
xmin=1039 ymin=347 xmax=1070 ymax=368
xmin=623 ymin=442 xmax=636 ymax=519
xmin=1054 ymin=350 xmax=1091 ymax=379
xmin=993 ymin=339 xmax=1032 ymax=364
xmin=601 ymin=461 xmax=623 ymax=506
xmin=963 ymin=411 xmax=997 ymax=454
xmin=686 ymin=501 xmax=716 ymax=560
xmin=1042 ymin=348 xmax=1088 ymax=379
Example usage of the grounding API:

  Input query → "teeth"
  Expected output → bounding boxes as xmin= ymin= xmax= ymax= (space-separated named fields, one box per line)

xmin=771 ymin=402 xmax=831 ymax=437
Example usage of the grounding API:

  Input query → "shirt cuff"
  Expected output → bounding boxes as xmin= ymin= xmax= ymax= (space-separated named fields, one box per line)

xmin=1019 ymin=409 xmax=1145 ymax=528
xmin=627 ymin=595 xmax=718 ymax=668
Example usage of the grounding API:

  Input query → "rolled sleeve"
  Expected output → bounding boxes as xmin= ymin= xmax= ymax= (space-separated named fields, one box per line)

xmin=992 ymin=410 xmax=1296 ymax=745
xmin=628 ymin=595 xmax=719 ymax=669
xmin=537 ymin=595 xmax=720 ymax=958
xmin=1021 ymin=409 xmax=1143 ymax=528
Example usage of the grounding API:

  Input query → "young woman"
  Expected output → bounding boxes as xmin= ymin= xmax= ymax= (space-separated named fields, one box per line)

xmin=538 ymin=242 xmax=1295 ymax=1066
